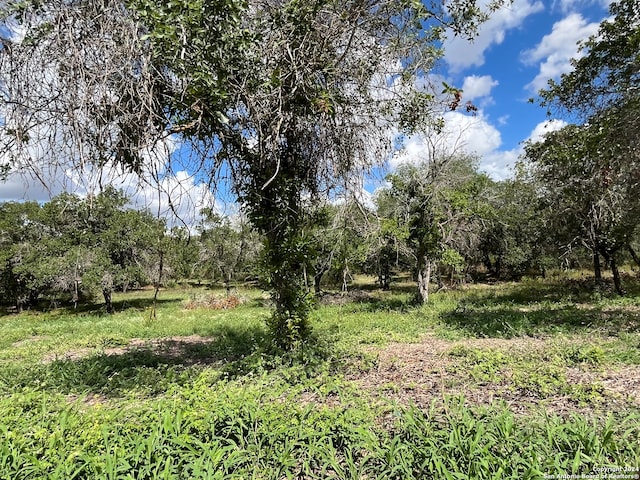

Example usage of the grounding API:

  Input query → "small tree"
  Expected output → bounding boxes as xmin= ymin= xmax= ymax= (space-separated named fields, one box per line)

xmin=380 ymin=154 xmax=488 ymax=303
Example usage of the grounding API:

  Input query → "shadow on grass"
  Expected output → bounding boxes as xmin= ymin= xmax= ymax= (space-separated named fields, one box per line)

xmin=317 ymin=286 xmax=417 ymax=313
xmin=0 ymin=323 xmax=335 ymax=398
xmin=465 ymin=275 xmax=640 ymax=306
xmin=0 ymin=296 xmax=182 ymax=318
xmin=352 ymin=295 xmax=416 ymax=313
xmin=443 ymin=303 xmax=640 ymax=338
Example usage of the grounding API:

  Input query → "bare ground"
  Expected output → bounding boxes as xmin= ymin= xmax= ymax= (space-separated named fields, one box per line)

xmin=40 ymin=332 xmax=640 ymax=416
xmin=350 ymin=335 xmax=640 ymax=416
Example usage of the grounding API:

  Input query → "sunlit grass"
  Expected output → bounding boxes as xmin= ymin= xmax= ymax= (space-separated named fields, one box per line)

xmin=1 ymin=276 xmax=639 ymax=478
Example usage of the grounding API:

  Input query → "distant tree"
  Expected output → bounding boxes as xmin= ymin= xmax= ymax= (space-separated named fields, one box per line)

xmin=320 ymin=199 xmax=374 ymax=293
xmin=195 ymin=209 xmax=261 ymax=291
xmin=0 ymin=189 xmax=166 ymax=312
xmin=477 ymin=174 xmax=556 ymax=280
xmin=0 ymin=201 xmax=44 ymax=310
xmin=372 ymin=193 xmax=413 ymax=291
xmin=380 ymin=154 xmax=488 ymax=303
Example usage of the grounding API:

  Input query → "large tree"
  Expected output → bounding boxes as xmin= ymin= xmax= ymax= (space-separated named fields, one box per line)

xmin=1 ymin=0 xmax=505 ymax=347
xmin=523 ymin=122 xmax=640 ymax=294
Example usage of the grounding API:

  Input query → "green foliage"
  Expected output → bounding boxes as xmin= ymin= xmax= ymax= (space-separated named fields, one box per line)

xmin=476 ymin=175 xmax=556 ymax=280
xmin=531 ymin=0 xmax=640 ymax=293
xmin=378 ymin=154 xmax=491 ymax=301
xmin=0 ymin=189 xmax=167 ymax=311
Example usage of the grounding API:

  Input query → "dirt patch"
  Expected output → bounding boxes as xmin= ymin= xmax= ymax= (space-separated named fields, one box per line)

xmin=42 ymin=335 xmax=215 ymax=364
xmin=351 ymin=336 xmax=640 ymax=416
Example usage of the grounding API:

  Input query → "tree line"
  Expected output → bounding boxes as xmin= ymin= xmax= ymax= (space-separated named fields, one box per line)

xmin=3 ymin=151 xmax=638 ymax=313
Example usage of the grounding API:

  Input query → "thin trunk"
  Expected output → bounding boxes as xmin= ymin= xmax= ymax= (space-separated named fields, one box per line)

xmin=342 ymin=266 xmax=349 ymax=293
xmin=224 ymin=271 xmax=232 ymax=296
xmin=610 ymin=255 xmax=624 ymax=295
xmin=628 ymin=244 xmax=640 ymax=268
xmin=150 ymin=250 xmax=164 ymax=320
xmin=313 ymin=268 xmax=326 ymax=294
xmin=417 ymin=255 xmax=431 ymax=304
xmin=593 ymin=252 xmax=602 ymax=281
xmin=103 ymin=289 xmax=113 ymax=314
xmin=73 ymin=279 xmax=79 ymax=310
xmin=381 ymin=268 xmax=390 ymax=291
xmin=302 ymin=263 xmax=309 ymax=293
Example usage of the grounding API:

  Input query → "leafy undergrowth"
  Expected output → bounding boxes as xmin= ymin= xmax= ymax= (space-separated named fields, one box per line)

xmin=1 ymin=386 xmax=638 ymax=479
xmin=1 ymin=276 xmax=640 ymax=478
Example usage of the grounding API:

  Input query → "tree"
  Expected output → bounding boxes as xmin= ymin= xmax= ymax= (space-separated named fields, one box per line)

xmin=379 ymin=154 xmax=488 ymax=303
xmin=476 ymin=173 xmax=556 ymax=280
xmin=0 ymin=201 xmax=42 ymax=311
xmin=195 ymin=209 xmax=261 ymax=290
xmin=1 ymin=0 xmax=506 ymax=347
xmin=0 ymin=190 xmax=166 ymax=312
xmin=529 ymin=0 xmax=640 ymax=293
xmin=523 ymin=122 xmax=640 ymax=294
xmin=540 ymin=0 xmax=640 ymax=120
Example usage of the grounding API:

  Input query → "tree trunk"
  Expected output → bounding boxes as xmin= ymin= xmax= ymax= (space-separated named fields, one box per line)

xmin=593 ymin=252 xmax=602 ymax=281
xmin=313 ymin=269 xmax=325 ymax=294
xmin=378 ymin=258 xmax=391 ymax=291
xmin=417 ymin=255 xmax=431 ymax=304
xmin=341 ymin=266 xmax=349 ymax=293
xmin=628 ymin=244 xmax=640 ymax=268
xmin=225 ymin=271 xmax=232 ymax=296
xmin=103 ymin=288 xmax=113 ymax=314
xmin=610 ymin=255 xmax=624 ymax=295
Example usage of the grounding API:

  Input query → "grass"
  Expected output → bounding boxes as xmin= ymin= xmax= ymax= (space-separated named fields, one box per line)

xmin=1 ymin=276 xmax=640 ymax=478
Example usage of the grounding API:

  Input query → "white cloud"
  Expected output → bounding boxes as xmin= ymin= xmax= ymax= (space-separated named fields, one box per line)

xmin=392 ymin=111 xmax=502 ymax=167
xmin=522 ymin=13 xmax=600 ymax=92
xmin=480 ymin=149 xmax=521 ymax=180
xmin=0 ymin=137 xmax=222 ymax=228
xmin=444 ymin=0 xmax=544 ymax=73
xmin=461 ymin=75 xmax=499 ymax=101
xmin=478 ymin=118 xmax=569 ymax=179
xmin=553 ymin=0 xmax=613 ymax=14
xmin=527 ymin=118 xmax=568 ymax=142
xmin=460 ymin=75 xmax=499 ymax=108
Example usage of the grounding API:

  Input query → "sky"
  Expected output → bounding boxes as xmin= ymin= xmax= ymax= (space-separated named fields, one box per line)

xmin=0 ymin=0 xmax=614 ymax=222
xmin=411 ymin=0 xmax=612 ymax=180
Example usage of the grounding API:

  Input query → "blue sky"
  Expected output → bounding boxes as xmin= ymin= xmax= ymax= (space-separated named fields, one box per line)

xmin=408 ymin=0 xmax=612 ymax=180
